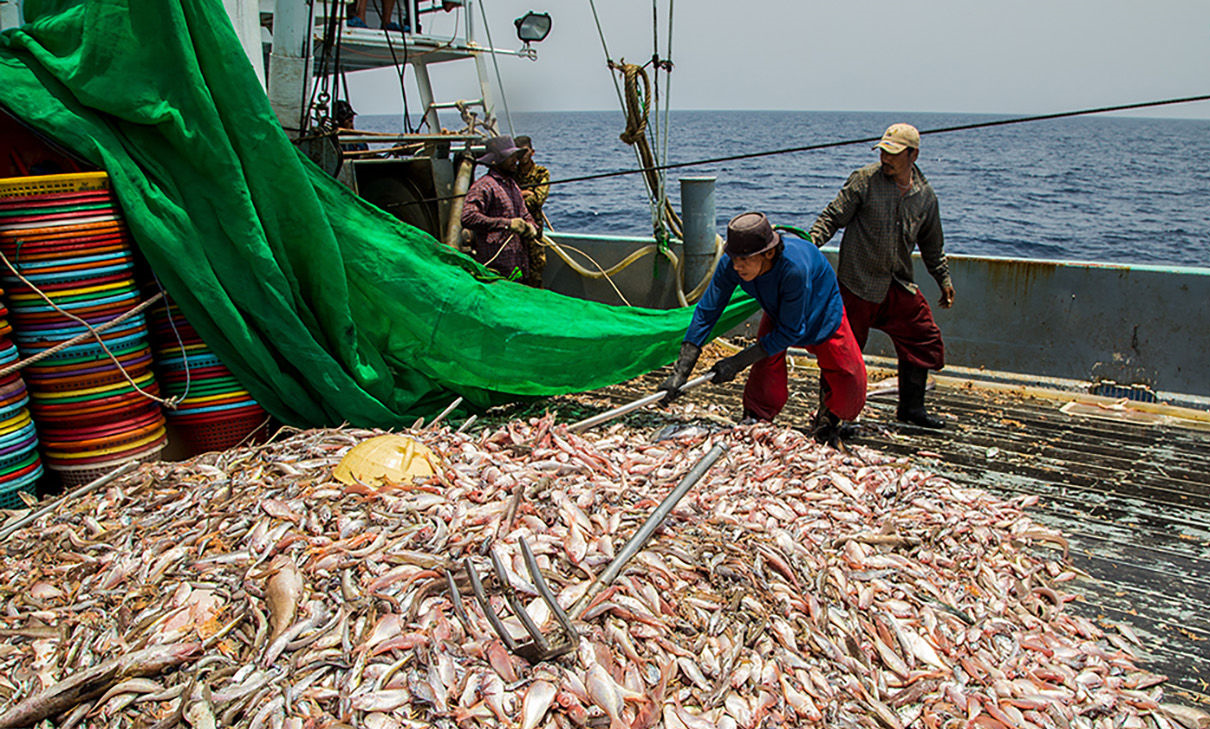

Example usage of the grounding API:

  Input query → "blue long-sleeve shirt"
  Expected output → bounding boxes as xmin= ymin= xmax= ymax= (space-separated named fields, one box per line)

xmin=685 ymin=236 xmax=843 ymax=354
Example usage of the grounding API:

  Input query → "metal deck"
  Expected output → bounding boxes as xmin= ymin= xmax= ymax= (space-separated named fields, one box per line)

xmin=555 ymin=363 xmax=1210 ymax=708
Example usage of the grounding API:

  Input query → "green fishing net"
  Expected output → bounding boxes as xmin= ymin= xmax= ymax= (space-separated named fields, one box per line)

xmin=0 ymin=0 xmax=757 ymax=427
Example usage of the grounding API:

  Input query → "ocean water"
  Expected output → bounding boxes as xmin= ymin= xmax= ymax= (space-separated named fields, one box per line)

xmin=363 ymin=111 xmax=1210 ymax=268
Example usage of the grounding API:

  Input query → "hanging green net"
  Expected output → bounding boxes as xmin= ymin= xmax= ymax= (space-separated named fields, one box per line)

xmin=0 ymin=0 xmax=757 ymax=427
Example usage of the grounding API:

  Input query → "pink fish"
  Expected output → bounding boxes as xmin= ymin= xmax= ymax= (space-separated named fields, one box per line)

xmin=586 ymin=663 xmax=627 ymax=729
xmin=520 ymin=680 xmax=557 ymax=729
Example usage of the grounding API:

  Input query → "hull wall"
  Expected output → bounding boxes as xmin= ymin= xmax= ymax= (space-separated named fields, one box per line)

xmin=544 ymin=233 xmax=1210 ymax=397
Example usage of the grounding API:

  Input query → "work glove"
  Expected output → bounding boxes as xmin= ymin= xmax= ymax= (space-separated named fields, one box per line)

xmin=507 ymin=218 xmax=537 ymax=239
xmin=659 ymin=341 xmax=701 ymax=403
xmin=708 ymin=343 xmax=768 ymax=384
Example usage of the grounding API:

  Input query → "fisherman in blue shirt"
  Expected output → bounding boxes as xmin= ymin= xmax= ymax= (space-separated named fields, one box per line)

xmin=659 ymin=212 xmax=867 ymax=444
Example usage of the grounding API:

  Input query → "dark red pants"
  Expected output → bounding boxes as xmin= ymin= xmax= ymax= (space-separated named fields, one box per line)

xmin=742 ymin=311 xmax=867 ymax=422
xmin=840 ymin=283 xmax=945 ymax=371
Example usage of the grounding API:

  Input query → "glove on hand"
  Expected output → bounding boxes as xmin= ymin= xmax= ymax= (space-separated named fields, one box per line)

xmin=507 ymin=218 xmax=535 ymax=238
xmin=658 ymin=341 xmax=701 ymax=403
xmin=708 ymin=343 xmax=768 ymax=384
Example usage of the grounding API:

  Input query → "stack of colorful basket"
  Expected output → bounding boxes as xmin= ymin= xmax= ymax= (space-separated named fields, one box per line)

xmin=0 ymin=172 xmax=166 ymax=487
xmin=0 ymin=294 xmax=42 ymax=507
xmin=149 ymin=295 xmax=269 ymax=455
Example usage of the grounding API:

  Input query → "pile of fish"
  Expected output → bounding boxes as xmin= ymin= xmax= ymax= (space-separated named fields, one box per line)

xmin=0 ymin=414 xmax=1203 ymax=729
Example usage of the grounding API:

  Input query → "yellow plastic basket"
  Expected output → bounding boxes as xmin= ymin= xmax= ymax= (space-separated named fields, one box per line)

xmin=0 ymin=172 xmax=110 ymax=199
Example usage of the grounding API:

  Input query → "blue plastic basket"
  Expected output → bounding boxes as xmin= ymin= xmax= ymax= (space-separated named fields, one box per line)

xmin=9 ymin=250 xmax=133 ymax=271
xmin=0 ymin=463 xmax=43 ymax=510
xmin=0 ymin=421 xmax=37 ymax=451
xmin=12 ymin=289 xmax=140 ymax=314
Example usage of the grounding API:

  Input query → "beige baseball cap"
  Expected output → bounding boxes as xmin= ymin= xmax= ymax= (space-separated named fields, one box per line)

xmin=873 ymin=123 xmax=920 ymax=154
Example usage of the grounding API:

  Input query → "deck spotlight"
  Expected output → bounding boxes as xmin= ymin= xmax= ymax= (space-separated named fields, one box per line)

xmin=514 ymin=11 xmax=551 ymax=45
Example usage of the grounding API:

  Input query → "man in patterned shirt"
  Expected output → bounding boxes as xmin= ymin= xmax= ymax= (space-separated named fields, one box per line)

xmin=514 ymin=136 xmax=550 ymax=288
xmin=460 ymin=136 xmax=538 ymax=283
xmin=809 ymin=123 xmax=956 ymax=429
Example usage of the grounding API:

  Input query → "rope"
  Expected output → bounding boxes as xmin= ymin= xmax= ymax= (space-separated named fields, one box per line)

xmin=0 ymin=252 xmax=176 ymax=406
xmin=542 ymin=227 xmax=723 ymax=307
xmin=586 ymin=0 xmax=663 ymax=216
xmin=612 ymin=61 xmax=683 ymax=240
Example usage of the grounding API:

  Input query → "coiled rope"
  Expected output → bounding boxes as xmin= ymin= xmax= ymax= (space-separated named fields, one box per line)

xmin=612 ymin=61 xmax=683 ymax=241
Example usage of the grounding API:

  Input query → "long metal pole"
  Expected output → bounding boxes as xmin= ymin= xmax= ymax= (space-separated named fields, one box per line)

xmin=570 ymin=443 xmax=727 ymax=619
xmin=567 ymin=373 xmax=713 ymax=433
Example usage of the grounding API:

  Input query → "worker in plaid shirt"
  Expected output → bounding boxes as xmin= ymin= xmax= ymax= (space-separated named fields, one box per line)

xmin=809 ymin=123 xmax=956 ymax=429
xmin=460 ymin=136 xmax=538 ymax=283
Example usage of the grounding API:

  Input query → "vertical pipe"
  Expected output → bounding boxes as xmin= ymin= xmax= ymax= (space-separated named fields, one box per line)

xmin=412 ymin=60 xmax=442 ymax=135
xmin=222 ymin=0 xmax=267 ymax=88
xmin=268 ymin=0 xmax=312 ymax=137
xmin=0 ymin=0 xmax=24 ymax=31
xmin=680 ymin=176 xmax=717 ymax=293
xmin=443 ymin=152 xmax=475 ymax=250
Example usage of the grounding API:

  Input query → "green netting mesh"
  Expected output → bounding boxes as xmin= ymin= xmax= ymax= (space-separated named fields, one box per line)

xmin=0 ymin=0 xmax=758 ymax=427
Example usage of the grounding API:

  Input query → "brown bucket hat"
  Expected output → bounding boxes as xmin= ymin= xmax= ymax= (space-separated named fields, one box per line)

xmin=476 ymin=136 xmax=523 ymax=166
xmin=724 ymin=212 xmax=782 ymax=258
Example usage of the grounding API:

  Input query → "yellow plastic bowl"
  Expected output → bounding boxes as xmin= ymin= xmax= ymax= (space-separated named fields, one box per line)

xmin=332 ymin=434 xmax=438 ymax=488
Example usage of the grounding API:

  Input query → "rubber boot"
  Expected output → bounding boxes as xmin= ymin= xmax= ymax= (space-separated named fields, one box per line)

xmin=810 ymin=406 xmax=841 ymax=446
xmin=897 ymin=364 xmax=945 ymax=429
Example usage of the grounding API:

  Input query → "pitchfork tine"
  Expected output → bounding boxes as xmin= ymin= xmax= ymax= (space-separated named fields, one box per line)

xmin=519 ymin=537 xmax=578 ymax=652
xmin=463 ymin=556 xmax=519 ymax=651
xmin=489 ymin=547 xmax=552 ymax=655
xmin=444 ymin=569 xmax=473 ymax=635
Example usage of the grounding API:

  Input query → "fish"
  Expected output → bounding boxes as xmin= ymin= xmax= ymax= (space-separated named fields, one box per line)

xmin=0 ymin=642 xmax=201 ymax=728
xmin=0 ymin=418 xmax=1173 ymax=729
xmin=586 ymin=663 xmax=627 ymax=729
xmin=520 ymin=679 xmax=557 ymax=729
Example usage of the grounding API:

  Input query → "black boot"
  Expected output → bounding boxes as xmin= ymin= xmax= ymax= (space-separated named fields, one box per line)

xmin=810 ymin=406 xmax=841 ymax=446
xmin=897 ymin=364 xmax=945 ymax=429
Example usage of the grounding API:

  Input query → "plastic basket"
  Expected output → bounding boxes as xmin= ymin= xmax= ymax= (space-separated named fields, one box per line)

xmin=0 ymin=463 xmax=42 ymax=510
xmin=39 ymin=406 xmax=161 ymax=443
xmin=24 ymin=350 xmax=153 ymax=381
xmin=0 ymin=189 xmax=111 ymax=210
xmin=0 ymin=172 xmax=110 ymax=199
xmin=48 ymin=446 xmax=159 ymax=489
xmin=0 ymin=443 xmax=39 ymax=473
xmin=0 ymin=214 xmax=121 ymax=234
xmin=175 ymin=408 xmax=270 ymax=455
xmin=42 ymin=421 xmax=166 ymax=458
xmin=0 ymin=431 xmax=38 ymax=459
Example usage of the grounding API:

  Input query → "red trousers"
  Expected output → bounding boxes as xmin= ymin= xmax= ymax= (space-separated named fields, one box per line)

xmin=742 ymin=311 xmax=867 ymax=422
xmin=840 ymin=283 xmax=945 ymax=370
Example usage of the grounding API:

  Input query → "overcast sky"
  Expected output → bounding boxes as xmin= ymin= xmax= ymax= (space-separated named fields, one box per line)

xmin=345 ymin=0 xmax=1210 ymax=119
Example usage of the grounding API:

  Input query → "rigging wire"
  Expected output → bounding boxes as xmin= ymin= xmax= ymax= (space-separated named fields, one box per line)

xmin=542 ymin=94 xmax=1210 ymax=192
xmin=375 ymin=0 xmax=414 ymax=133
xmin=659 ymin=0 xmax=673 ymax=225
xmin=649 ymin=0 xmax=667 ymax=250
xmin=407 ymin=93 xmax=1210 ymax=207
xmin=587 ymin=0 xmax=664 ymax=205
xmin=477 ymin=0 xmax=513 ymax=137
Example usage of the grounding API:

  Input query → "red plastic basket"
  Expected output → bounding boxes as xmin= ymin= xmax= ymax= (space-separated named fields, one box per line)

xmin=174 ymin=407 xmax=271 ymax=455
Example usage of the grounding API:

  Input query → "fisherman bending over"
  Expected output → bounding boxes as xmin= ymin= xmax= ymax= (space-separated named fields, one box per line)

xmin=809 ymin=123 xmax=955 ymax=429
xmin=460 ymin=136 xmax=539 ymax=284
xmin=660 ymin=212 xmax=867 ymax=445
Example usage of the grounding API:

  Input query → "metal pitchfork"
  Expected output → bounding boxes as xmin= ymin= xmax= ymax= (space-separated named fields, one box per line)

xmin=447 ymin=443 xmax=727 ymax=662
xmin=567 ymin=373 xmax=715 ymax=433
